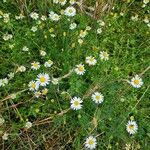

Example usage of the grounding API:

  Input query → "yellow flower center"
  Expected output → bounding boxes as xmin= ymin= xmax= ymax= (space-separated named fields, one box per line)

xmin=40 ymin=77 xmax=46 ymax=83
xmin=42 ymin=89 xmax=48 ymax=95
xmin=33 ymin=63 xmax=38 ymax=67
xmin=95 ymin=95 xmax=101 ymax=100
xmin=78 ymin=66 xmax=84 ymax=72
xmin=69 ymin=9 xmax=73 ymax=13
xmin=48 ymin=60 xmax=53 ymax=64
xmin=134 ymin=79 xmax=140 ymax=85
xmin=103 ymin=52 xmax=108 ymax=57
xmin=90 ymin=57 xmax=94 ymax=62
xmin=54 ymin=15 xmax=58 ymax=20
xmin=88 ymin=139 xmax=94 ymax=145
xmin=49 ymin=28 xmax=54 ymax=33
xmin=31 ymin=83 xmax=35 ymax=88
xmin=129 ymin=124 xmax=134 ymax=130
xmin=80 ymin=30 xmax=83 ymax=34
xmin=74 ymin=101 xmax=79 ymax=106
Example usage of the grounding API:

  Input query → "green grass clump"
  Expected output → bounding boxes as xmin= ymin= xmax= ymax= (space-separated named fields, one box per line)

xmin=0 ymin=0 xmax=149 ymax=149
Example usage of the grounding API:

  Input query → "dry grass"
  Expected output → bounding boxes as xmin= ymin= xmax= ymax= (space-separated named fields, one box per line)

xmin=13 ymin=0 xmax=115 ymax=19
xmin=94 ymin=0 xmax=114 ymax=19
xmin=77 ymin=0 xmax=114 ymax=19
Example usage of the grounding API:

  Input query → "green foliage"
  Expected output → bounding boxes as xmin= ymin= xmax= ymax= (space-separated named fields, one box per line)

xmin=0 ymin=0 xmax=149 ymax=149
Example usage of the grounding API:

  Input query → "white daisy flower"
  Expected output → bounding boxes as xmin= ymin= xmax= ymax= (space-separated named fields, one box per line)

xmin=30 ymin=12 xmax=39 ymax=20
xmin=131 ymin=15 xmax=138 ymax=21
xmin=9 ymin=44 xmax=15 ymax=49
xmin=92 ymin=92 xmax=104 ymax=104
xmin=70 ymin=97 xmax=83 ymax=110
xmin=16 ymin=66 xmax=26 ymax=72
xmin=31 ymin=26 xmax=37 ymax=32
xmin=78 ymin=38 xmax=83 ymax=45
xmin=8 ymin=72 xmax=14 ymax=79
xmin=0 ymin=78 xmax=8 ymax=87
xmin=85 ymin=136 xmax=97 ymax=149
xmin=86 ymin=56 xmax=97 ymax=66
xmin=40 ymin=50 xmax=46 ymax=56
xmin=49 ymin=11 xmax=60 ymax=21
xmin=120 ymin=12 xmax=124 ymax=16
xmin=51 ymin=34 xmax=56 ymax=37
xmin=143 ymin=17 xmax=149 ymax=23
xmin=44 ymin=60 xmax=53 ymax=68
xmin=75 ymin=64 xmax=86 ymax=75
xmin=0 ymin=79 xmax=8 ymax=87
xmin=59 ymin=0 xmax=67 ymax=5
xmin=130 ymin=75 xmax=143 ymax=88
xmin=7 ymin=34 xmax=13 ymax=40
xmin=3 ymin=13 xmax=10 ymax=23
xmin=70 ymin=23 xmax=77 ymax=30
xmin=3 ymin=34 xmax=9 ymax=41
xmin=53 ymin=0 xmax=59 ymax=4
xmin=99 ymin=51 xmax=109 ymax=60
xmin=10 ymin=94 xmax=17 ymax=99
xmin=41 ymin=15 xmax=47 ymax=21
xmin=70 ymin=0 xmax=76 ymax=5
xmin=3 ymin=33 xmax=13 ymax=41
xmin=25 ymin=121 xmax=32 ymax=129
xmin=21 ymin=66 xmax=26 ymax=72
xmin=2 ymin=133 xmax=9 ymax=140
xmin=51 ymin=78 xmax=59 ymax=85
xmin=22 ymin=46 xmax=29 ymax=52
xmin=143 ymin=0 xmax=149 ymax=4
xmin=36 ymin=73 xmax=50 ymax=86
xmin=97 ymin=20 xmax=105 ymax=26
xmin=126 ymin=120 xmax=138 ymax=135
xmin=31 ymin=62 xmax=40 ymax=70
xmin=34 ymin=91 xmax=41 ymax=98
xmin=28 ymin=80 xmax=39 ymax=91
xmin=97 ymin=28 xmax=102 ymax=34
xmin=52 ymin=14 xmax=60 ymax=21
xmin=15 ymin=15 xmax=20 ymax=20
xmin=3 ymin=13 xmax=9 ymax=18
xmin=15 ymin=14 xmax=25 ymax=20
xmin=3 ymin=78 xmax=8 ymax=85
xmin=64 ymin=6 xmax=76 ymax=17
xmin=79 ymin=30 xmax=87 ymax=38
xmin=125 ymin=144 xmax=131 ymax=150
xmin=42 ymin=88 xmax=48 ymax=95
xmin=18 ymin=13 xmax=25 ymax=19
xmin=86 ymin=26 xmax=92 ymax=31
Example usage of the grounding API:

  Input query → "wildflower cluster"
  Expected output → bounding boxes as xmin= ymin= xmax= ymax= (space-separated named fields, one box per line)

xmin=0 ymin=0 xmax=149 ymax=149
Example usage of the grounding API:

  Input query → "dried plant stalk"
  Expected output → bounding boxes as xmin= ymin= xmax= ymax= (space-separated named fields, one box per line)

xmin=94 ymin=0 xmax=114 ymax=19
xmin=15 ymin=0 xmax=26 ymax=14
xmin=77 ymin=0 xmax=114 ymax=19
xmin=83 ymin=84 xmax=100 ymax=99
